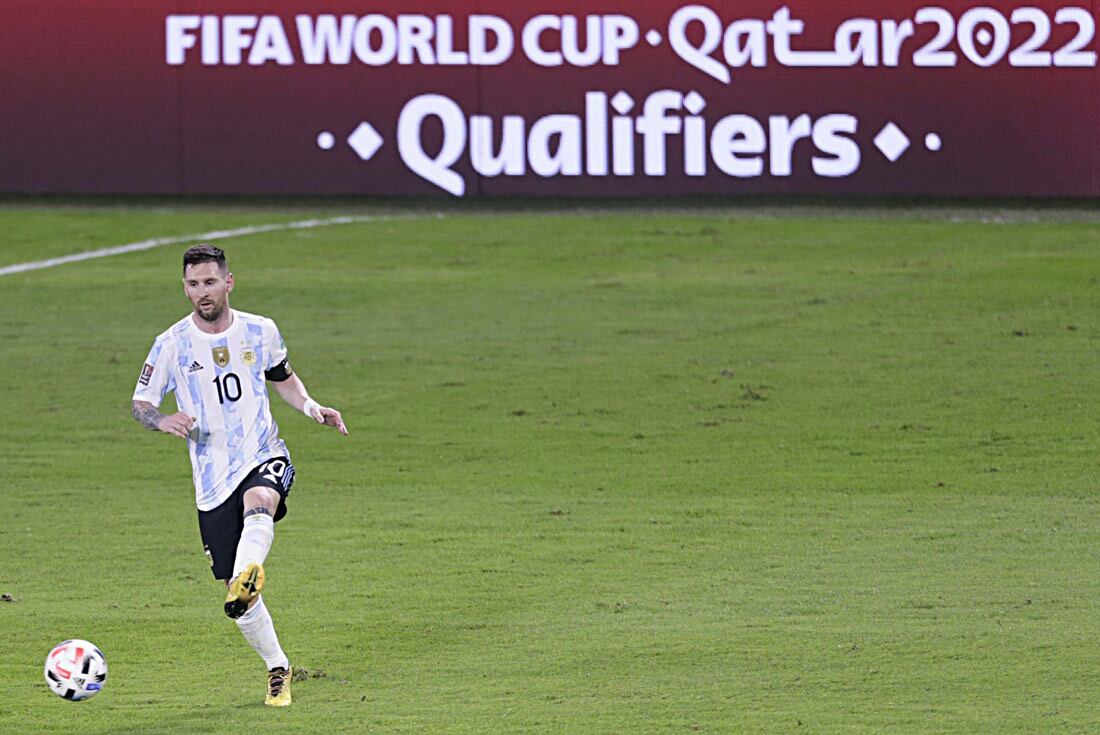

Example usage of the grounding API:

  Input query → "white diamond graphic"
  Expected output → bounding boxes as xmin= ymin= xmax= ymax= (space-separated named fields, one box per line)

xmin=683 ymin=91 xmax=706 ymax=115
xmin=874 ymin=123 xmax=910 ymax=162
xmin=348 ymin=122 xmax=384 ymax=161
xmin=611 ymin=91 xmax=634 ymax=114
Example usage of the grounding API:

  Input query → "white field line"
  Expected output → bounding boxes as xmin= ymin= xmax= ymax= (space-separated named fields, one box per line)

xmin=0 ymin=215 xmax=393 ymax=277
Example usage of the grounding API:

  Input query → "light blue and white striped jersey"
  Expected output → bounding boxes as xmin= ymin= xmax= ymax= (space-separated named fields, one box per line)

xmin=133 ymin=309 xmax=291 ymax=511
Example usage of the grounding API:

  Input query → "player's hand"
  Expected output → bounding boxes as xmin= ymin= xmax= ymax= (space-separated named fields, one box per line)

xmin=312 ymin=406 xmax=348 ymax=436
xmin=159 ymin=412 xmax=196 ymax=439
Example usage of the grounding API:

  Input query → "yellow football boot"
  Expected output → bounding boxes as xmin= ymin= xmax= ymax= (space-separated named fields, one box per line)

xmin=265 ymin=666 xmax=292 ymax=707
xmin=224 ymin=562 xmax=265 ymax=619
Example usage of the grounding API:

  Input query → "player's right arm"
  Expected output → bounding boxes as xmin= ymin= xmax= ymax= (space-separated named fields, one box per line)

xmin=131 ymin=334 xmax=193 ymax=439
xmin=131 ymin=400 xmax=195 ymax=439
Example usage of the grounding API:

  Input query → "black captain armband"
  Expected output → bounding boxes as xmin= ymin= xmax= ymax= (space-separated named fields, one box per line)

xmin=265 ymin=359 xmax=294 ymax=382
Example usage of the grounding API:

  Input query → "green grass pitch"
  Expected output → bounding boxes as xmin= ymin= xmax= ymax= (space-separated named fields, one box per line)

xmin=0 ymin=203 xmax=1098 ymax=733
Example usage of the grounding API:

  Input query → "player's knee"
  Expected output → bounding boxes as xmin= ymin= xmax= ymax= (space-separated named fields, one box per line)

xmin=242 ymin=485 xmax=280 ymax=514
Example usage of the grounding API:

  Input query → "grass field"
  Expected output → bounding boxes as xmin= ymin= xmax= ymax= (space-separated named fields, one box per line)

xmin=1 ymin=203 xmax=1098 ymax=733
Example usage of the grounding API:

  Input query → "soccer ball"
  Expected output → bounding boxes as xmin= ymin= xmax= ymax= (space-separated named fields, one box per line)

xmin=44 ymin=639 xmax=107 ymax=701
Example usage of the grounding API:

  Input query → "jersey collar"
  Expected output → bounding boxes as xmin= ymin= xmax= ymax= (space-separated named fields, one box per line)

xmin=188 ymin=309 xmax=239 ymax=340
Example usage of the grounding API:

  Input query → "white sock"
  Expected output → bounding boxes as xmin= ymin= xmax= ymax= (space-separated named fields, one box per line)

xmin=235 ymin=596 xmax=290 ymax=671
xmin=232 ymin=514 xmax=274 ymax=578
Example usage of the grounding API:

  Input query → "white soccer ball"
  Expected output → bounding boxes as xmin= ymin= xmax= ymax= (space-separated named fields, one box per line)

xmin=44 ymin=639 xmax=107 ymax=701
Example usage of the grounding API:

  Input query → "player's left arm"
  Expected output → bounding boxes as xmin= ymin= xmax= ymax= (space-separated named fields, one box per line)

xmin=271 ymin=373 xmax=348 ymax=435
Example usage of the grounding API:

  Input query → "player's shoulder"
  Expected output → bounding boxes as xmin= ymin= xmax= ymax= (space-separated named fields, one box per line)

xmin=234 ymin=309 xmax=280 ymax=332
xmin=153 ymin=315 xmax=193 ymax=346
xmin=142 ymin=315 xmax=189 ymax=365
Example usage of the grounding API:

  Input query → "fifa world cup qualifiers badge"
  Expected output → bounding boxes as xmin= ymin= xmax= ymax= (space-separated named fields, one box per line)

xmin=138 ymin=363 xmax=154 ymax=386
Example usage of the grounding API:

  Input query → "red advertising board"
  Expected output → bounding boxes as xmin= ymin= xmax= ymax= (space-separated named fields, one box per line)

xmin=1 ymin=1 xmax=1097 ymax=197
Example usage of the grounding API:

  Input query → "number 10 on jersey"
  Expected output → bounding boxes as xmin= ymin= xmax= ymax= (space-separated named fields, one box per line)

xmin=213 ymin=372 xmax=242 ymax=404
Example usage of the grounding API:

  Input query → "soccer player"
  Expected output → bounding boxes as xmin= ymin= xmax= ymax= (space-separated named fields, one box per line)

xmin=131 ymin=244 xmax=347 ymax=707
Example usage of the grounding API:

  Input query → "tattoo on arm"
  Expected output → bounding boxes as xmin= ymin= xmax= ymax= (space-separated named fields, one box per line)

xmin=132 ymin=400 xmax=163 ymax=432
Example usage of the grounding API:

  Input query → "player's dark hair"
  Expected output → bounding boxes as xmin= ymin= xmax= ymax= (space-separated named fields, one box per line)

xmin=183 ymin=244 xmax=227 ymax=275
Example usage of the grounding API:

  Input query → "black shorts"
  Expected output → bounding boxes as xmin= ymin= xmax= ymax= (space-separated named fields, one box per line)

xmin=197 ymin=457 xmax=295 ymax=580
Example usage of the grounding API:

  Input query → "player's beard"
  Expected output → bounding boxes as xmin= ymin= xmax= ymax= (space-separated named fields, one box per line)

xmin=195 ymin=299 xmax=225 ymax=323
